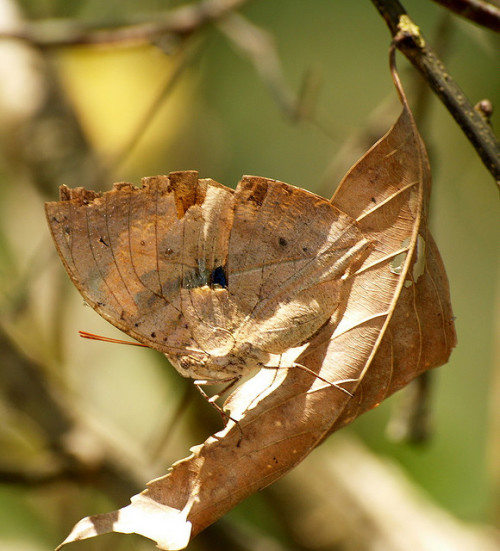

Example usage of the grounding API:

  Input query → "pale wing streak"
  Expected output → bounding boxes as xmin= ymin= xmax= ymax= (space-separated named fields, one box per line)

xmin=184 ymin=236 xmax=219 ymax=354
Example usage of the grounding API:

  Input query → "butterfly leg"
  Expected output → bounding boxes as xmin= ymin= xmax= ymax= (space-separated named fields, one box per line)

xmin=194 ymin=379 xmax=244 ymax=445
xmin=205 ymin=377 xmax=242 ymax=404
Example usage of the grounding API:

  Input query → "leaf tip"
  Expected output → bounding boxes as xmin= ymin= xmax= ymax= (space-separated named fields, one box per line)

xmin=56 ymin=515 xmax=102 ymax=550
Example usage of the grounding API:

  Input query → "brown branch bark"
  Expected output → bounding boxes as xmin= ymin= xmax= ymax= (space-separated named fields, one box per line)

xmin=0 ymin=0 xmax=252 ymax=48
xmin=430 ymin=0 xmax=500 ymax=32
xmin=372 ymin=0 xmax=500 ymax=185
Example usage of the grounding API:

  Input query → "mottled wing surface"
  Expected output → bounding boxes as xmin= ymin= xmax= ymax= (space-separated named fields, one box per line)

xmin=227 ymin=176 xmax=369 ymax=353
xmin=46 ymin=171 xmax=368 ymax=364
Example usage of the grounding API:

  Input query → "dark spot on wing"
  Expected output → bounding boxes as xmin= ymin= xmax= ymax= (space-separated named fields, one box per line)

xmin=279 ymin=237 xmax=287 ymax=247
xmin=211 ymin=265 xmax=227 ymax=288
xmin=182 ymin=263 xmax=227 ymax=289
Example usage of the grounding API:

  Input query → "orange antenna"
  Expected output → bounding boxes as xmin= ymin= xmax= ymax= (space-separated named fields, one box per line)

xmin=78 ymin=331 xmax=149 ymax=348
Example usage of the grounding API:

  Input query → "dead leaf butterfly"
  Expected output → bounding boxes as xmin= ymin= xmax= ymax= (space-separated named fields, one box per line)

xmin=46 ymin=171 xmax=368 ymax=384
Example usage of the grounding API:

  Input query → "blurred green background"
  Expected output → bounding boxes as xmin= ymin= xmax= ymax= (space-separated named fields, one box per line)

xmin=0 ymin=1 xmax=498 ymax=550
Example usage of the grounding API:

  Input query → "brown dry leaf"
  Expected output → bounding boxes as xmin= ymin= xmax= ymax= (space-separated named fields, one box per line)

xmin=48 ymin=58 xmax=455 ymax=550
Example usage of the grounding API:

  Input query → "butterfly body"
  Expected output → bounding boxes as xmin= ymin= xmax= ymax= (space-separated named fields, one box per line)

xmin=46 ymin=171 xmax=369 ymax=383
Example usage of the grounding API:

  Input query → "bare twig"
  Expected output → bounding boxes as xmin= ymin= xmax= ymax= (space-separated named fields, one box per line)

xmin=0 ymin=0 xmax=252 ymax=48
xmin=372 ymin=0 xmax=500 ymax=185
xmin=430 ymin=0 xmax=500 ymax=32
xmin=410 ymin=11 xmax=454 ymax=130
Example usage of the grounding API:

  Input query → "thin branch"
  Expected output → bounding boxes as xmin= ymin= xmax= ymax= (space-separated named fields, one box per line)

xmin=372 ymin=0 xmax=500 ymax=185
xmin=0 ymin=0 xmax=252 ymax=48
xmin=430 ymin=0 xmax=500 ymax=32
